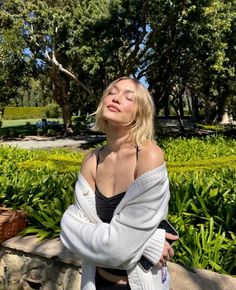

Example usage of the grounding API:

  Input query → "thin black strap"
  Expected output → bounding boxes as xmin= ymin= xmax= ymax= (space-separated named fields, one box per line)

xmin=134 ymin=146 xmax=139 ymax=179
xmin=96 ymin=146 xmax=104 ymax=168
xmin=136 ymin=146 xmax=139 ymax=162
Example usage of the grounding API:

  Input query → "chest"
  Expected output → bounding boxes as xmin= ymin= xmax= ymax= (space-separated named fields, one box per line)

xmin=95 ymin=150 xmax=137 ymax=198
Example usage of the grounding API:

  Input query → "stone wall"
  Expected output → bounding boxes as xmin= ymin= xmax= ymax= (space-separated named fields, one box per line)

xmin=0 ymin=236 xmax=82 ymax=290
xmin=0 ymin=250 xmax=81 ymax=290
xmin=0 ymin=236 xmax=236 ymax=290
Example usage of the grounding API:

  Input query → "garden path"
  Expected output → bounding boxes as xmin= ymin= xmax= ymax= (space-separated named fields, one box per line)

xmin=0 ymin=134 xmax=105 ymax=150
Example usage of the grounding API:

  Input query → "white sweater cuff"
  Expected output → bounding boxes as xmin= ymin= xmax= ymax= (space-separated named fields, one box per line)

xmin=142 ymin=229 xmax=166 ymax=265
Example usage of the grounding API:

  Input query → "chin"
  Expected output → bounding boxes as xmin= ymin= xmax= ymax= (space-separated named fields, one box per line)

xmin=103 ymin=117 xmax=123 ymax=127
xmin=103 ymin=113 xmax=118 ymax=122
xmin=103 ymin=113 xmax=131 ymax=127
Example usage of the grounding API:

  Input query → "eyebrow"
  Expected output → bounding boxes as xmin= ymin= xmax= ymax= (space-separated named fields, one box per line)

xmin=113 ymin=85 xmax=135 ymax=94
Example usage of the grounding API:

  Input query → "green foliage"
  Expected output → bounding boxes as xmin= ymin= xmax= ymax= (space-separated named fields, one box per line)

xmin=72 ymin=114 xmax=94 ymax=133
xmin=45 ymin=103 xmax=62 ymax=118
xmin=196 ymin=124 xmax=236 ymax=135
xmin=0 ymin=1 xmax=30 ymax=106
xmin=161 ymin=136 xmax=236 ymax=274
xmin=0 ymin=124 xmax=37 ymax=139
xmin=1 ymin=0 xmax=236 ymax=125
xmin=0 ymin=146 xmax=84 ymax=239
xmin=196 ymin=124 xmax=225 ymax=132
xmin=19 ymin=153 xmax=83 ymax=173
xmin=0 ymin=135 xmax=235 ymax=275
xmin=0 ymin=122 xmax=64 ymax=139
xmin=158 ymin=135 xmax=236 ymax=162
xmin=167 ymin=156 xmax=236 ymax=172
xmin=174 ymin=219 xmax=235 ymax=273
xmin=4 ymin=107 xmax=47 ymax=120
xmin=169 ymin=169 xmax=236 ymax=232
xmin=1 ymin=119 xmax=62 ymax=128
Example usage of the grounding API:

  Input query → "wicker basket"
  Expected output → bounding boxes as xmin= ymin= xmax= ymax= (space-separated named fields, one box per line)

xmin=0 ymin=207 xmax=27 ymax=243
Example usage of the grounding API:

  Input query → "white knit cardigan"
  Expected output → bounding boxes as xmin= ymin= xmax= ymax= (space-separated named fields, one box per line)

xmin=60 ymin=163 xmax=171 ymax=290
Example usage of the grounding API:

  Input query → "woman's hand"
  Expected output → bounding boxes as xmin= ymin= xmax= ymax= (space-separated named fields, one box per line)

xmin=157 ymin=233 xmax=179 ymax=266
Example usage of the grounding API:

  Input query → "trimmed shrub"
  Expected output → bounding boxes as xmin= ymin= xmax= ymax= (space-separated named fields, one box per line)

xmin=167 ymin=156 xmax=236 ymax=172
xmin=4 ymin=107 xmax=47 ymax=120
xmin=45 ymin=103 xmax=62 ymax=118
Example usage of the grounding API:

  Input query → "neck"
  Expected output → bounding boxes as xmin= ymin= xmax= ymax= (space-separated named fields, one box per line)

xmin=105 ymin=125 xmax=133 ymax=152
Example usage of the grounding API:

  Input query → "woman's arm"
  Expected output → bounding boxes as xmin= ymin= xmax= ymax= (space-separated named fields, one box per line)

xmin=61 ymin=183 xmax=169 ymax=269
xmin=60 ymin=193 xmax=167 ymax=269
xmin=60 ymin=145 xmax=170 ymax=269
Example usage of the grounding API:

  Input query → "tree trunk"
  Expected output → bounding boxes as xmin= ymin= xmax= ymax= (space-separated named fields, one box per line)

xmin=163 ymin=95 xmax=170 ymax=118
xmin=61 ymin=102 xmax=72 ymax=132
xmin=217 ymin=82 xmax=229 ymax=123
xmin=170 ymin=97 xmax=185 ymax=134
xmin=178 ymin=94 xmax=184 ymax=118
xmin=191 ymin=93 xmax=200 ymax=123
xmin=51 ymin=65 xmax=72 ymax=133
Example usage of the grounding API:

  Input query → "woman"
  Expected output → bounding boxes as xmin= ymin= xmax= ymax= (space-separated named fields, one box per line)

xmin=60 ymin=76 xmax=178 ymax=290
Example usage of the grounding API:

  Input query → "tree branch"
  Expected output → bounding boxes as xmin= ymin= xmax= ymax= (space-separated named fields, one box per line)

xmin=44 ymin=38 xmax=93 ymax=96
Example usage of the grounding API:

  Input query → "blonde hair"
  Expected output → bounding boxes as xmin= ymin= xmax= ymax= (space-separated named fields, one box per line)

xmin=92 ymin=76 xmax=155 ymax=146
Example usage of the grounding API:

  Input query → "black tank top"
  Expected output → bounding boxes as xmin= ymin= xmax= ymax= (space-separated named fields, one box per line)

xmin=95 ymin=186 xmax=125 ymax=223
xmin=95 ymin=146 xmax=139 ymax=276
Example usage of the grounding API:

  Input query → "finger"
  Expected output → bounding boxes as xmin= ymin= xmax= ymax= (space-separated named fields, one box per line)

xmin=155 ymin=261 xmax=162 ymax=268
xmin=163 ymin=254 xmax=170 ymax=261
xmin=165 ymin=232 xmax=179 ymax=241
xmin=162 ymin=243 xmax=169 ymax=256
xmin=168 ymin=247 xmax=174 ymax=257
xmin=162 ymin=250 xmax=170 ymax=260
xmin=159 ymin=257 xmax=167 ymax=265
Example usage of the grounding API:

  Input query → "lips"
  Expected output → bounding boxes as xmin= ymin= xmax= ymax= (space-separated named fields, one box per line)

xmin=107 ymin=104 xmax=120 ymax=112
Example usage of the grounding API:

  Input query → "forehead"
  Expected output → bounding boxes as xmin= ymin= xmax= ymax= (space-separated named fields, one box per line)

xmin=113 ymin=79 xmax=137 ymax=93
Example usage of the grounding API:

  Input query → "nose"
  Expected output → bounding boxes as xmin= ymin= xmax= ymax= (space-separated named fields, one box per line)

xmin=112 ymin=92 xmax=121 ymax=103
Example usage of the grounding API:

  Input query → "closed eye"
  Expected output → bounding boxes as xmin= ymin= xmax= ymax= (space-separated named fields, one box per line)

xmin=108 ymin=89 xmax=117 ymax=95
xmin=126 ymin=95 xmax=134 ymax=101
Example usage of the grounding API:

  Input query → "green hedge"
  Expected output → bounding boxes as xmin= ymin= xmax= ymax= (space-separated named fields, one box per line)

xmin=4 ymin=107 xmax=47 ymax=120
xmin=167 ymin=156 xmax=236 ymax=172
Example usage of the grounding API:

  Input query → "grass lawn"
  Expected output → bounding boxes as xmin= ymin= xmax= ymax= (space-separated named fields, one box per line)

xmin=2 ymin=118 xmax=63 ymax=128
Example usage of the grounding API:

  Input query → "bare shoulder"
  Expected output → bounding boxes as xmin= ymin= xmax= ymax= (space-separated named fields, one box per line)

xmin=136 ymin=141 xmax=165 ymax=178
xmin=80 ymin=148 xmax=99 ymax=190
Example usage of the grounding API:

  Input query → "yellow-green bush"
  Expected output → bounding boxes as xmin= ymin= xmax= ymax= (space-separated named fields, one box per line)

xmin=167 ymin=156 xmax=236 ymax=173
xmin=19 ymin=154 xmax=83 ymax=173
xmin=4 ymin=107 xmax=47 ymax=120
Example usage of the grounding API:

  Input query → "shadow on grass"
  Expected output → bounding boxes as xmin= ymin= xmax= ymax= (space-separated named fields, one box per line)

xmin=0 ymin=124 xmax=63 ymax=140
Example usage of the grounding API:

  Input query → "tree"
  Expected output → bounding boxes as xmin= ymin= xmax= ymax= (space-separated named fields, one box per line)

xmin=0 ymin=2 xmax=31 ymax=111
xmin=144 ymin=0 xmax=236 ymax=124
xmin=1 ymin=0 xmax=154 ymax=130
xmin=192 ymin=0 xmax=236 ymax=123
xmin=1 ymin=0 xmax=235 ymax=127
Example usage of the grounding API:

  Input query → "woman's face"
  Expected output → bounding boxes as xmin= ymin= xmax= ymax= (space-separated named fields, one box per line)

xmin=102 ymin=79 xmax=137 ymax=127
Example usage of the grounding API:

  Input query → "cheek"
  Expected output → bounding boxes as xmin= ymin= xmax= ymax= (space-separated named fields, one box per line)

xmin=123 ymin=102 xmax=135 ymax=112
xmin=101 ymin=97 xmax=110 ymax=112
xmin=102 ymin=96 xmax=109 ymax=106
xmin=124 ymin=104 xmax=137 ymax=122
